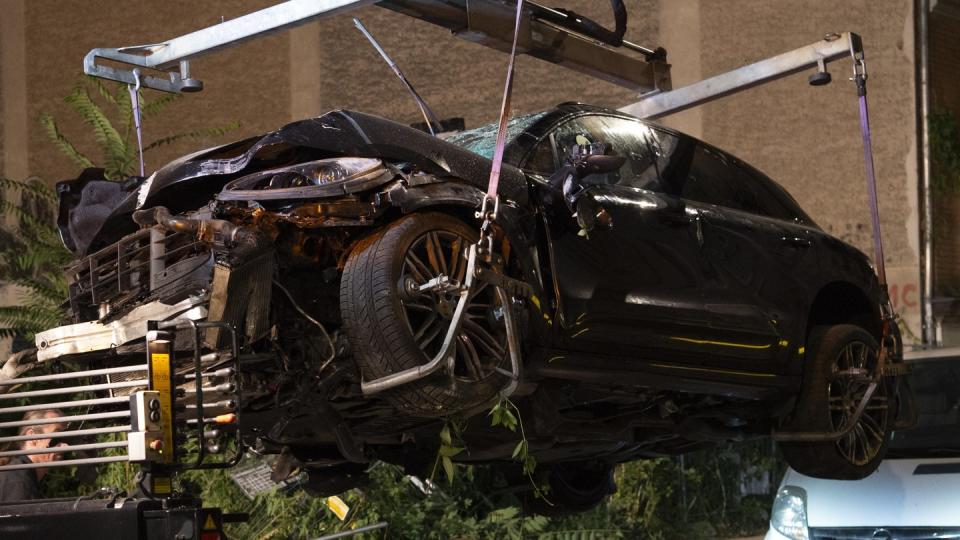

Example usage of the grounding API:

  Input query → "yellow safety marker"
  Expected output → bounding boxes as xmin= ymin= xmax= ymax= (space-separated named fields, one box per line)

xmin=326 ymin=496 xmax=350 ymax=521
xmin=153 ymin=476 xmax=172 ymax=495
xmin=150 ymin=351 xmax=174 ymax=465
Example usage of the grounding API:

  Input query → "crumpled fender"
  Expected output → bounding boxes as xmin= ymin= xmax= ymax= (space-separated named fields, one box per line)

xmin=57 ymin=109 xmax=528 ymax=256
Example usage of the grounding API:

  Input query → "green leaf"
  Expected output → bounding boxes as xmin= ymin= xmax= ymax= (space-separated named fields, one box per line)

xmin=511 ymin=440 xmax=527 ymax=460
xmin=439 ymin=424 xmax=452 ymax=446
xmin=438 ymin=445 xmax=464 ymax=458
xmin=522 ymin=454 xmax=538 ymax=476
xmin=490 ymin=400 xmax=518 ymax=432
xmin=0 ymin=176 xmax=58 ymax=202
xmin=488 ymin=506 xmax=519 ymax=522
xmin=38 ymin=114 xmax=95 ymax=170
xmin=441 ymin=456 xmax=455 ymax=484
xmin=64 ymin=85 xmax=127 ymax=177
xmin=86 ymin=75 xmax=118 ymax=107
xmin=501 ymin=409 xmax=518 ymax=431
xmin=141 ymin=92 xmax=181 ymax=117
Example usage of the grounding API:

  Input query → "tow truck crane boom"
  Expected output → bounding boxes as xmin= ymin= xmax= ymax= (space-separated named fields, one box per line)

xmin=83 ymin=0 xmax=672 ymax=95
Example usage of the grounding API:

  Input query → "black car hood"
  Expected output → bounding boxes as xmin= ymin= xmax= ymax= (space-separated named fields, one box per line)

xmin=57 ymin=109 xmax=528 ymax=256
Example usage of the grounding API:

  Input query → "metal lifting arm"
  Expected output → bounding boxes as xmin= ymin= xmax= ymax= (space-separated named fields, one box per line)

xmin=621 ymin=32 xmax=863 ymax=119
xmin=83 ymin=0 xmax=670 ymax=95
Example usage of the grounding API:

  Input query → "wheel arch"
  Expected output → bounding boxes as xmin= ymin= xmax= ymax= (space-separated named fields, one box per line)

xmin=805 ymin=281 xmax=882 ymax=341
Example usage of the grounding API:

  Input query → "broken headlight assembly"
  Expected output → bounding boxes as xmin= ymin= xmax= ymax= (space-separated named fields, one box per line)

xmin=218 ymin=157 xmax=390 ymax=201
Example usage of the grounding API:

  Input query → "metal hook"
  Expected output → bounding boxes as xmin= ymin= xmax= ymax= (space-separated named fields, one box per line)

xmin=128 ymin=69 xmax=145 ymax=177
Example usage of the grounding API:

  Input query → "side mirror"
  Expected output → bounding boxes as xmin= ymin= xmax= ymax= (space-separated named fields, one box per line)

xmin=568 ymin=142 xmax=625 ymax=178
xmin=581 ymin=154 xmax=626 ymax=176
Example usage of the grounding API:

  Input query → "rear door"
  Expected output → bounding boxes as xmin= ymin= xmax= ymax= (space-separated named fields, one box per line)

xmin=650 ymin=132 xmax=815 ymax=372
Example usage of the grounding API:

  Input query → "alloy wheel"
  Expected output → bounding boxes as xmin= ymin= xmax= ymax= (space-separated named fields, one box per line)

xmin=828 ymin=340 xmax=889 ymax=466
xmin=398 ymin=230 xmax=508 ymax=383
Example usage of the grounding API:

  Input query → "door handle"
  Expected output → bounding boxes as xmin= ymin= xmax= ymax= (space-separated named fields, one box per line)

xmin=780 ymin=235 xmax=812 ymax=248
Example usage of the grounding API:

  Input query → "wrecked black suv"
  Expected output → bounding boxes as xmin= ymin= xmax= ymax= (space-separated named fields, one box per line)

xmin=40 ymin=102 xmax=907 ymax=513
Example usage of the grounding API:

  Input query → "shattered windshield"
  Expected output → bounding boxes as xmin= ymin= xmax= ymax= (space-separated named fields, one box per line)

xmin=446 ymin=112 xmax=547 ymax=159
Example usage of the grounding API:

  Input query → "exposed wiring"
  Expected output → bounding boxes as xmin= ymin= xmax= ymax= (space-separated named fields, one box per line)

xmin=272 ymin=280 xmax=336 ymax=365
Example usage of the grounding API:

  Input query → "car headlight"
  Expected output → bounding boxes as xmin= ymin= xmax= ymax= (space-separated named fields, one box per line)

xmin=770 ymin=486 xmax=809 ymax=540
xmin=219 ymin=157 xmax=389 ymax=201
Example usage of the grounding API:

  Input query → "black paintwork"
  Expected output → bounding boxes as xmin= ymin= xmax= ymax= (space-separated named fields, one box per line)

xmin=450 ymin=103 xmax=884 ymax=388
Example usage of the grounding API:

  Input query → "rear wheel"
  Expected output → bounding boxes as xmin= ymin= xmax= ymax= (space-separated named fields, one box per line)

xmin=780 ymin=324 xmax=893 ymax=479
xmin=340 ymin=213 xmax=510 ymax=417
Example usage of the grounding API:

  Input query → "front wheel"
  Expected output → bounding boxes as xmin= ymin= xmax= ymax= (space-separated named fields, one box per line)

xmin=340 ymin=213 xmax=511 ymax=417
xmin=780 ymin=324 xmax=893 ymax=480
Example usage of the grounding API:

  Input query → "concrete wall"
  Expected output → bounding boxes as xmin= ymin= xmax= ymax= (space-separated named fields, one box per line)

xmin=0 ymin=0 xmax=923 ymax=340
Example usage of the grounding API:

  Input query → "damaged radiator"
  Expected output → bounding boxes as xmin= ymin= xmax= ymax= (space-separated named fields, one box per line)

xmin=206 ymin=249 xmax=273 ymax=348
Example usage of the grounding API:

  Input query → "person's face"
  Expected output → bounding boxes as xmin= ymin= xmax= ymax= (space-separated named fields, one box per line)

xmin=24 ymin=415 xmax=66 ymax=465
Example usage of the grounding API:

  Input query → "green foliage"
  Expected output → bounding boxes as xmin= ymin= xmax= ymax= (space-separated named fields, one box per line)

xmin=930 ymin=109 xmax=960 ymax=195
xmin=490 ymin=399 xmax=537 ymax=477
xmin=41 ymin=76 xmax=240 ymax=180
xmin=0 ymin=177 xmax=71 ymax=340
xmin=435 ymin=422 xmax=467 ymax=484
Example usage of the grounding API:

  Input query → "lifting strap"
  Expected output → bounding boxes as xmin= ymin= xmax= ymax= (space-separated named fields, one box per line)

xmin=128 ymin=69 xmax=146 ymax=177
xmin=854 ymin=57 xmax=886 ymax=289
xmin=478 ymin=0 xmax=525 ymax=241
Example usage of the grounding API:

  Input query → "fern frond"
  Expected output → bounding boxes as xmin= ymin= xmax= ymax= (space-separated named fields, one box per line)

xmin=86 ymin=75 xmax=118 ymax=107
xmin=0 ymin=304 xmax=61 ymax=333
xmin=39 ymin=114 xmax=96 ymax=170
xmin=17 ymin=278 xmax=67 ymax=303
xmin=142 ymin=93 xmax=181 ymax=117
xmin=0 ymin=176 xmax=57 ymax=203
xmin=0 ymin=200 xmax=52 ymax=235
xmin=64 ymin=86 xmax=128 ymax=178
xmin=115 ymin=84 xmax=134 ymax=143
xmin=0 ymin=328 xmax=26 ymax=340
xmin=9 ymin=248 xmax=69 ymax=275
xmin=144 ymin=122 xmax=241 ymax=152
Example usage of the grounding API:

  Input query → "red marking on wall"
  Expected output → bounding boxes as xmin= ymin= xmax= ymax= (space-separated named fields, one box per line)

xmin=888 ymin=283 xmax=919 ymax=310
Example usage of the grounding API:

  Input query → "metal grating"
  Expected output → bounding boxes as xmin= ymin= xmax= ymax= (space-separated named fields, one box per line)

xmin=66 ymin=226 xmax=211 ymax=324
xmin=0 ymin=364 xmax=145 ymax=471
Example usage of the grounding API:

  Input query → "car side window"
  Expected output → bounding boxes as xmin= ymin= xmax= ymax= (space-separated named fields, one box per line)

xmin=536 ymin=115 xmax=661 ymax=191
xmin=678 ymin=143 xmax=796 ymax=221
xmin=682 ymin=144 xmax=744 ymax=210
xmin=524 ymin=134 xmax=558 ymax=174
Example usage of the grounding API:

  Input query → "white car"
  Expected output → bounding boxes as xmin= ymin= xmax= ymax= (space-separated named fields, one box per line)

xmin=766 ymin=354 xmax=960 ymax=540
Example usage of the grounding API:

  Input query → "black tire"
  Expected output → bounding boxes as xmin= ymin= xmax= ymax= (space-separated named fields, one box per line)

xmin=340 ymin=213 xmax=509 ymax=417
xmin=522 ymin=461 xmax=616 ymax=517
xmin=780 ymin=324 xmax=893 ymax=480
